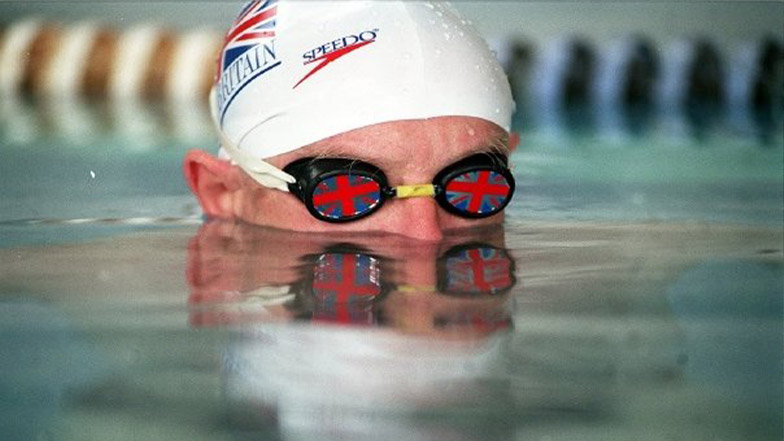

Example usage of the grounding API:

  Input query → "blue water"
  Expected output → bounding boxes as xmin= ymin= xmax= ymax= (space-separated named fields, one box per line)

xmin=0 ymin=100 xmax=782 ymax=441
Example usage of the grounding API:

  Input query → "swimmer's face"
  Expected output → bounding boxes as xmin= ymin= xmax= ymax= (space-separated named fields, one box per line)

xmin=185 ymin=116 xmax=518 ymax=241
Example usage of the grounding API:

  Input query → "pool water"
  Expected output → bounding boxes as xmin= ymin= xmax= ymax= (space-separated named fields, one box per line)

xmin=1 ymin=102 xmax=782 ymax=441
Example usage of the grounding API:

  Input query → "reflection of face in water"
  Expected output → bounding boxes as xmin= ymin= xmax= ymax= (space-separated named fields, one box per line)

xmin=185 ymin=221 xmax=519 ymax=441
xmin=186 ymin=220 xmax=516 ymax=338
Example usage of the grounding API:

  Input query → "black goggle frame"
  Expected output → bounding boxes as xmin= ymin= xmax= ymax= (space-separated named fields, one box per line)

xmin=283 ymin=153 xmax=515 ymax=223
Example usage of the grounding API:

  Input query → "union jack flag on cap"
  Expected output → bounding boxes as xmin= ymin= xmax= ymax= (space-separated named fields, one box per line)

xmin=219 ymin=0 xmax=278 ymax=77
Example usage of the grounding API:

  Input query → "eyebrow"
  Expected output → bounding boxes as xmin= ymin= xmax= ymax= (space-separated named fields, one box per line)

xmin=305 ymin=134 xmax=509 ymax=170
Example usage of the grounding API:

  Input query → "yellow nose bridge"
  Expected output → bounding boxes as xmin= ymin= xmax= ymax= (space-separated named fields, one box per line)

xmin=394 ymin=184 xmax=436 ymax=199
xmin=396 ymin=284 xmax=437 ymax=293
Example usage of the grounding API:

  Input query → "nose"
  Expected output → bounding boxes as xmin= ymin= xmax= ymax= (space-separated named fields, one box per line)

xmin=379 ymin=196 xmax=444 ymax=241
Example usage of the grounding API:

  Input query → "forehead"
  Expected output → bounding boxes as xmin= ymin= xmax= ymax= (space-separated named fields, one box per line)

xmin=269 ymin=116 xmax=507 ymax=170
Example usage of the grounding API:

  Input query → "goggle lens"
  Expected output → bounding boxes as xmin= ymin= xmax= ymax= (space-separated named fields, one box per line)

xmin=444 ymin=170 xmax=513 ymax=216
xmin=311 ymin=174 xmax=383 ymax=220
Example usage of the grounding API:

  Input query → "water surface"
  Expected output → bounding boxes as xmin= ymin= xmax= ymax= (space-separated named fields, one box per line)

xmin=1 ymin=103 xmax=782 ymax=440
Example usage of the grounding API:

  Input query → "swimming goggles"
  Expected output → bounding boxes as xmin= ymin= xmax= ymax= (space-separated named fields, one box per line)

xmin=283 ymin=153 xmax=515 ymax=222
xmin=210 ymin=90 xmax=515 ymax=223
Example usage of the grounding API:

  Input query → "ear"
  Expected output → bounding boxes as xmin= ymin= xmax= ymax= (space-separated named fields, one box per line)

xmin=507 ymin=131 xmax=520 ymax=153
xmin=183 ymin=149 xmax=242 ymax=218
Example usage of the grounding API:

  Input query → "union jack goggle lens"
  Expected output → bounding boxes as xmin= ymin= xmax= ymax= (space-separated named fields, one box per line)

xmin=283 ymin=153 xmax=515 ymax=223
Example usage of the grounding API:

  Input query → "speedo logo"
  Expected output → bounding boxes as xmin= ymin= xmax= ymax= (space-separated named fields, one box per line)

xmin=293 ymin=29 xmax=378 ymax=89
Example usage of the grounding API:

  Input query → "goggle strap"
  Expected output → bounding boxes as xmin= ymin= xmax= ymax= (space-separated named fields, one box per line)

xmin=208 ymin=87 xmax=296 ymax=192
xmin=394 ymin=184 xmax=436 ymax=198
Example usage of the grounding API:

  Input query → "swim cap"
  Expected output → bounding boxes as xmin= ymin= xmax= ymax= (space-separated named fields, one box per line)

xmin=215 ymin=0 xmax=514 ymax=159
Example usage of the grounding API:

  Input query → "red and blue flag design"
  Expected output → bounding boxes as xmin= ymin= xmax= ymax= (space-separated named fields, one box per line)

xmin=220 ymin=0 xmax=278 ymax=76
xmin=312 ymin=175 xmax=382 ymax=219
xmin=445 ymin=171 xmax=511 ymax=214
xmin=312 ymin=253 xmax=381 ymax=325
xmin=443 ymin=247 xmax=513 ymax=295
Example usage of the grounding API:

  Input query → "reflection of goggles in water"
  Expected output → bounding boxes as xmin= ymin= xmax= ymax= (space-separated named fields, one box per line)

xmin=285 ymin=154 xmax=515 ymax=222
xmin=309 ymin=244 xmax=516 ymax=326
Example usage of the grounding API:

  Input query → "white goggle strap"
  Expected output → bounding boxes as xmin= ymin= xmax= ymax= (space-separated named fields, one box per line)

xmin=208 ymin=87 xmax=295 ymax=192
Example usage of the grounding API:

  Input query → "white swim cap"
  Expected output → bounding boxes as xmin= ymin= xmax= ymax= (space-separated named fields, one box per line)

xmin=215 ymin=0 xmax=514 ymax=159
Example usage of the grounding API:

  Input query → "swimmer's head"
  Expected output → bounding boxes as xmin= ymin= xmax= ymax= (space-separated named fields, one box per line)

xmin=185 ymin=0 xmax=518 ymax=240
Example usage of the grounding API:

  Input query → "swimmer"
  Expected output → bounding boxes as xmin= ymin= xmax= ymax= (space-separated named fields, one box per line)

xmin=184 ymin=1 xmax=519 ymax=240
